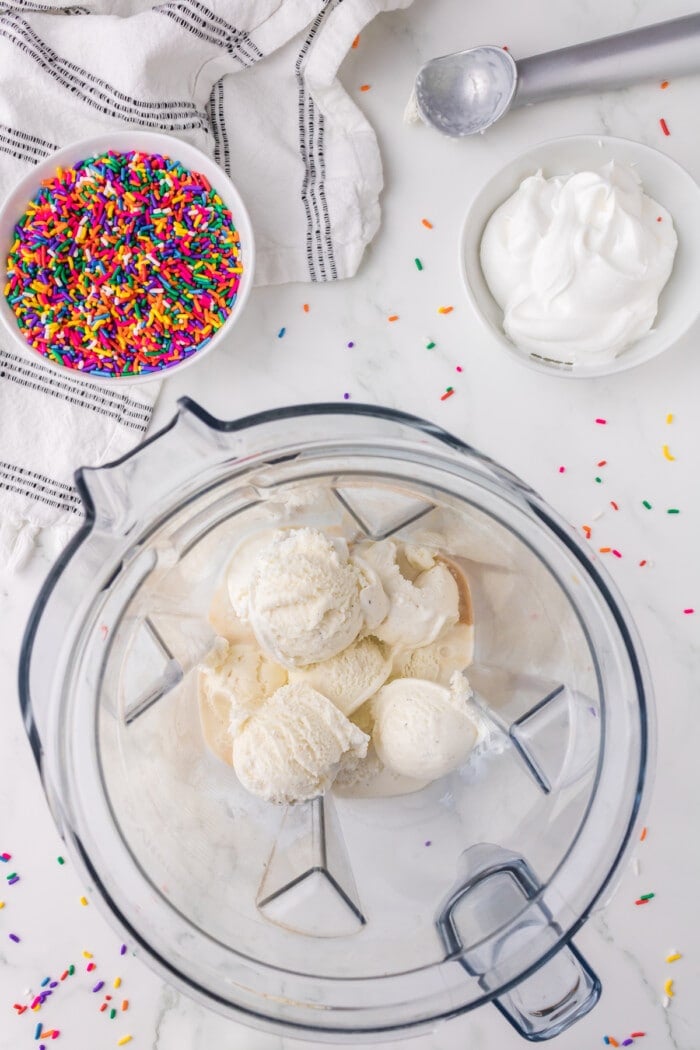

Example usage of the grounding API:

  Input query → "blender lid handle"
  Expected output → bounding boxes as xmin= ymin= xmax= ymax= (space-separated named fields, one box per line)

xmin=492 ymin=940 xmax=600 ymax=1041
xmin=435 ymin=844 xmax=601 ymax=1040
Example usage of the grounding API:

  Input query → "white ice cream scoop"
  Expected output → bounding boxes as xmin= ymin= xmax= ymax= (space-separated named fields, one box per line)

xmin=232 ymin=683 xmax=369 ymax=804
xmin=371 ymin=673 xmax=479 ymax=781
xmin=289 ymin=636 xmax=392 ymax=717
xmin=242 ymin=528 xmax=388 ymax=668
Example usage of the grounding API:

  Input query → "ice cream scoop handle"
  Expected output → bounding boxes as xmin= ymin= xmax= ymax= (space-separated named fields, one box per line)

xmin=513 ymin=14 xmax=700 ymax=108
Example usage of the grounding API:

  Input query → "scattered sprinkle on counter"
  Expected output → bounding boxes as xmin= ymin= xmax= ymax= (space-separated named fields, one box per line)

xmin=5 ymin=151 xmax=243 ymax=377
xmin=351 ymin=33 xmax=360 ymax=48
xmin=661 ymin=80 xmax=669 ymax=89
xmin=437 ymin=305 xmax=453 ymax=314
xmin=595 ymin=417 xmax=607 ymax=425
xmin=421 ymin=218 xmax=433 ymax=229
xmin=660 ymin=117 xmax=670 ymax=135
xmin=277 ymin=327 xmax=286 ymax=338
xmin=387 ymin=314 xmax=399 ymax=322
xmin=662 ymin=444 xmax=676 ymax=460
xmin=359 ymin=84 xmax=371 ymax=92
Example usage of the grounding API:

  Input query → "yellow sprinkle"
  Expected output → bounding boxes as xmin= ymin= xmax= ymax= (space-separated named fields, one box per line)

xmin=662 ymin=444 xmax=676 ymax=461
xmin=79 ymin=896 xmax=88 ymax=906
xmin=117 ymin=1037 xmax=132 ymax=1046
xmin=0 ymin=900 xmax=4 ymax=909
xmin=82 ymin=950 xmax=93 ymax=959
xmin=666 ymin=952 xmax=682 ymax=963
xmin=666 ymin=413 xmax=674 ymax=424
xmin=113 ymin=976 xmax=122 ymax=988
xmin=437 ymin=305 xmax=454 ymax=314
xmin=664 ymin=978 xmax=674 ymax=997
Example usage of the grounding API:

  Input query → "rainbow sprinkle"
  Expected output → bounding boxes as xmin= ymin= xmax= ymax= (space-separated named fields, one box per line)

xmin=5 ymin=151 xmax=242 ymax=377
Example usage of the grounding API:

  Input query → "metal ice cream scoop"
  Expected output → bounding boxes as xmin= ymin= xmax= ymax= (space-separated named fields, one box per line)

xmin=415 ymin=14 xmax=700 ymax=137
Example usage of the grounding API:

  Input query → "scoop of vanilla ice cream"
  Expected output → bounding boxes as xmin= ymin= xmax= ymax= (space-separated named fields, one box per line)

xmin=289 ymin=636 xmax=391 ymax=716
xmin=356 ymin=540 xmax=459 ymax=650
xmin=198 ymin=637 xmax=288 ymax=761
xmin=372 ymin=673 xmax=478 ymax=780
xmin=392 ymin=623 xmax=475 ymax=684
xmin=245 ymin=528 xmax=387 ymax=667
xmin=232 ymin=683 xmax=369 ymax=803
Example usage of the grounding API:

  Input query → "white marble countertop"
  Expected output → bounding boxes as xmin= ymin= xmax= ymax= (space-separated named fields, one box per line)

xmin=2 ymin=0 xmax=700 ymax=1047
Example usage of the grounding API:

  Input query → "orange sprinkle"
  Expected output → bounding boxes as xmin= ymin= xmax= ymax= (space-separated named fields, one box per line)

xmin=421 ymin=218 xmax=433 ymax=229
xmin=582 ymin=525 xmax=591 ymax=539
xmin=303 ymin=303 xmax=309 ymax=313
xmin=121 ymin=1000 xmax=129 ymax=1012
xmin=599 ymin=547 xmax=611 ymax=554
xmin=661 ymin=80 xmax=669 ymax=89
xmin=437 ymin=306 xmax=454 ymax=314
xmin=352 ymin=33 xmax=360 ymax=48
xmin=387 ymin=314 xmax=399 ymax=322
xmin=360 ymin=84 xmax=371 ymax=92
xmin=640 ymin=826 xmax=648 ymax=842
xmin=609 ymin=1040 xmax=620 ymax=1048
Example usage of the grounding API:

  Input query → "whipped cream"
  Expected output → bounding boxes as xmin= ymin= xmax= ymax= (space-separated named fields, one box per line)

xmin=480 ymin=162 xmax=677 ymax=364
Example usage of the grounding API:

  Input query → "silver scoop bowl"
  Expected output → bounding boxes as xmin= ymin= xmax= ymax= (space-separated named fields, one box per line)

xmin=415 ymin=13 xmax=700 ymax=137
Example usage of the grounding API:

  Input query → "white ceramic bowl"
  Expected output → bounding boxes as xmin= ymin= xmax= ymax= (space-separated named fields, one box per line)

xmin=0 ymin=131 xmax=255 ymax=385
xmin=459 ymin=135 xmax=700 ymax=378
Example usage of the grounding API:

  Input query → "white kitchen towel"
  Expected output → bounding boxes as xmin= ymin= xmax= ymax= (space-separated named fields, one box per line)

xmin=0 ymin=0 xmax=412 ymax=568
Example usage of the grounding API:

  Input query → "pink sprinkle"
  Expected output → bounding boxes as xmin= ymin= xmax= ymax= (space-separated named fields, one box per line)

xmin=612 ymin=549 xmax=622 ymax=558
xmin=610 ymin=500 xmax=619 ymax=511
xmin=86 ymin=962 xmax=96 ymax=972
xmin=684 ymin=608 xmax=695 ymax=614
xmin=456 ymin=365 xmax=463 ymax=372
xmin=0 ymin=852 xmax=11 ymax=862
xmin=558 ymin=466 xmax=565 ymax=474
xmin=595 ymin=418 xmax=607 ymax=425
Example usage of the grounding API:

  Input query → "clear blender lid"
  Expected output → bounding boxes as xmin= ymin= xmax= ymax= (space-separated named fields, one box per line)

xmin=20 ymin=403 xmax=650 ymax=1038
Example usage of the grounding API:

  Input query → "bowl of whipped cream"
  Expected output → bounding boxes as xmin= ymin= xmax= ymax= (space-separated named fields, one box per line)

xmin=460 ymin=135 xmax=700 ymax=376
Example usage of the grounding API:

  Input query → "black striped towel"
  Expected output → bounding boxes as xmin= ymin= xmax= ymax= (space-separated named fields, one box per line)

xmin=0 ymin=0 xmax=411 ymax=567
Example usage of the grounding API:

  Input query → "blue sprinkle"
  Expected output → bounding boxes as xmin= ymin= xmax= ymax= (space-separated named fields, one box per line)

xmin=40 ymin=976 xmax=50 ymax=987
xmin=277 ymin=327 xmax=286 ymax=338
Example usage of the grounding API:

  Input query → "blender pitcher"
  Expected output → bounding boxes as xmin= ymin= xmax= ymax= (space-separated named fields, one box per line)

xmin=19 ymin=402 xmax=652 ymax=1041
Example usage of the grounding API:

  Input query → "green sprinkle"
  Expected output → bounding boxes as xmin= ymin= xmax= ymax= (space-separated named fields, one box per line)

xmin=640 ymin=892 xmax=655 ymax=900
xmin=426 ymin=340 xmax=436 ymax=349
xmin=68 ymin=964 xmax=75 ymax=975
xmin=642 ymin=500 xmax=652 ymax=509
xmin=667 ymin=508 xmax=680 ymax=514
xmin=414 ymin=257 xmax=423 ymax=271
xmin=110 ymin=1008 xmax=117 ymax=1019
xmin=594 ymin=477 xmax=603 ymax=484
xmin=57 ymin=856 xmax=65 ymax=865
